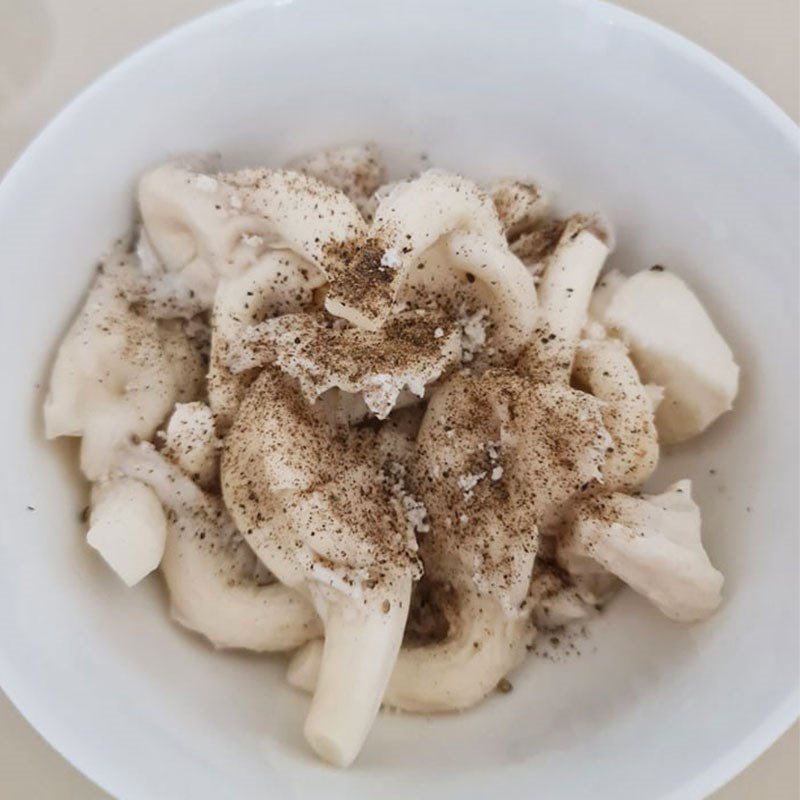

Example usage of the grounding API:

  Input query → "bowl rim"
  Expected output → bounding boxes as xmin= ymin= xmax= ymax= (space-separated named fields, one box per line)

xmin=0 ymin=1 xmax=797 ymax=798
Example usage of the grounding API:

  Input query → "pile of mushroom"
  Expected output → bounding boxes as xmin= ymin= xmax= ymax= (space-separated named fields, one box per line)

xmin=44 ymin=144 xmax=738 ymax=767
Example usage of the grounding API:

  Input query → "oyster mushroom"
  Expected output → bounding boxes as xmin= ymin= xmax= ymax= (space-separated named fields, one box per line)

xmin=366 ymin=171 xmax=538 ymax=357
xmin=221 ymin=368 xmax=421 ymax=766
xmin=86 ymin=477 xmax=167 ymax=587
xmin=226 ymin=309 xmax=462 ymax=421
xmin=118 ymin=443 xmax=321 ymax=651
xmin=138 ymin=163 xmax=364 ymax=311
xmin=519 ymin=216 xmax=610 ymax=382
xmin=572 ymin=337 xmax=659 ymax=492
xmin=44 ymin=251 xmax=202 ymax=481
xmin=207 ymin=250 xmax=325 ymax=428
xmin=559 ymin=480 xmax=724 ymax=622
xmin=589 ymin=268 xmax=739 ymax=443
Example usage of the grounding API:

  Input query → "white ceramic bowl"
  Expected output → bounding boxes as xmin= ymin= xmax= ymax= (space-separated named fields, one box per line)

xmin=0 ymin=1 xmax=797 ymax=797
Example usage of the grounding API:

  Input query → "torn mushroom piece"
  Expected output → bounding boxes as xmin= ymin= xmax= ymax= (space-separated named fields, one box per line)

xmin=221 ymin=368 xmax=422 ymax=767
xmin=207 ymin=251 xmax=325 ymax=429
xmin=113 ymin=233 xmax=211 ymax=321
xmin=139 ymin=163 xmax=263 ymax=307
xmin=43 ymin=252 xmax=203 ymax=481
xmin=559 ymin=480 xmax=723 ymax=623
xmin=489 ymin=179 xmax=550 ymax=240
xmin=526 ymin=560 xmax=609 ymax=629
xmin=118 ymin=442 xmax=321 ymax=651
xmin=572 ymin=337 xmax=659 ymax=492
xmin=324 ymin=170 xmax=537 ymax=343
xmin=286 ymin=143 xmax=386 ymax=221
xmin=590 ymin=267 xmax=739 ymax=443
xmin=416 ymin=372 xmax=542 ymax=617
xmin=139 ymin=163 xmax=365 ymax=313
xmin=86 ymin=477 xmax=167 ymax=587
xmin=518 ymin=216 xmax=611 ymax=383
xmin=383 ymin=371 xmax=611 ymax=710
xmin=437 ymin=231 xmax=538 ymax=361
xmin=587 ymin=268 xmax=627 ymax=322
xmin=390 ymin=234 xmax=528 ymax=368
xmin=159 ymin=401 xmax=221 ymax=492
xmin=225 ymin=309 xmax=462 ymax=420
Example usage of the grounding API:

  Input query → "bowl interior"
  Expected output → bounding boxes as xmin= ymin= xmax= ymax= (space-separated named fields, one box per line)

xmin=0 ymin=1 xmax=797 ymax=798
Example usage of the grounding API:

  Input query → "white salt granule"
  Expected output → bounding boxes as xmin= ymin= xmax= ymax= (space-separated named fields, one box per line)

xmin=380 ymin=248 xmax=402 ymax=270
xmin=194 ymin=174 xmax=218 ymax=192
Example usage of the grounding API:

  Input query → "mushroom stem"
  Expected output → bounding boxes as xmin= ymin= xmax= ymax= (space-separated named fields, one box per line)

xmin=520 ymin=225 xmax=608 ymax=382
xmin=304 ymin=575 xmax=412 ymax=767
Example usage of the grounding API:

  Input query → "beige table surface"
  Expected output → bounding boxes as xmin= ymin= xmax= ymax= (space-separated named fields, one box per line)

xmin=1 ymin=0 xmax=798 ymax=797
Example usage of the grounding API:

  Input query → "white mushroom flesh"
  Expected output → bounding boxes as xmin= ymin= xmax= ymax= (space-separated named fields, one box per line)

xmin=590 ymin=268 xmax=739 ymax=443
xmin=559 ymin=480 xmax=724 ymax=622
